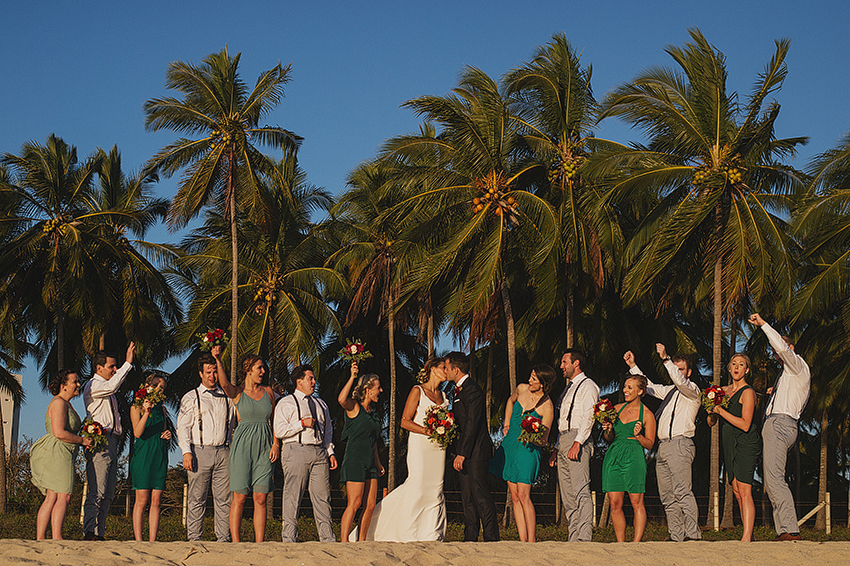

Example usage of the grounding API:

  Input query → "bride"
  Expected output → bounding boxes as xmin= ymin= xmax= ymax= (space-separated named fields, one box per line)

xmin=351 ymin=357 xmax=448 ymax=541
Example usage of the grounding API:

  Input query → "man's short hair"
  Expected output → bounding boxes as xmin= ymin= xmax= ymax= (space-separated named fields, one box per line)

xmin=445 ymin=351 xmax=469 ymax=375
xmin=671 ymin=353 xmax=693 ymax=374
xmin=561 ymin=348 xmax=586 ymax=369
xmin=197 ymin=353 xmax=216 ymax=373
xmin=93 ymin=350 xmax=114 ymax=369
xmin=291 ymin=364 xmax=315 ymax=387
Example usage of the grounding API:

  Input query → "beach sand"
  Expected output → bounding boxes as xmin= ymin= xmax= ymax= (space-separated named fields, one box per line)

xmin=1 ymin=539 xmax=847 ymax=566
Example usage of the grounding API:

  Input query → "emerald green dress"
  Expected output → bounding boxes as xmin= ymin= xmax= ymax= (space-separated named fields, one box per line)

xmin=31 ymin=401 xmax=82 ymax=495
xmin=229 ymin=390 xmax=274 ymax=495
xmin=490 ymin=402 xmax=542 ymax=484
xmin=340 ymin=405 xmax=381 ymax=482
xmin=130 ymin=404 xmax=169 ymax=490
xmin=721 ymin=385 xmax=760 ymax=485
xmin=602 ymin=403 xmax=646 ymax=493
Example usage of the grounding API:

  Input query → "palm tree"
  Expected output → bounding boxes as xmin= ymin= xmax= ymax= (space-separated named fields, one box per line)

xmin=144 ymin=48 xmax=301 ymax=380
xmin=596 ymin=28 xmax=808 ymax=525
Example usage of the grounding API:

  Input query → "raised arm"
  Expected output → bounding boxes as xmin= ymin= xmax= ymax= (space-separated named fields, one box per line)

xmin=337 ymin=362 xmax=359 ymax=413
xmin=657 ymin=343 xmax=701 ymax=400
xmin=214 ymin=349 xmax=239 ymax=399
xmin=751 ymin=314 xmax=809 ymax=377
xmin=400 ymin=386 xmax=426 ymax=435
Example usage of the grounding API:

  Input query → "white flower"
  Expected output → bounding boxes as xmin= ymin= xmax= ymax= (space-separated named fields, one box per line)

xmin=203 ymin=336 xmax=209 ymax=342
xmin=707 ymin=391 xmax=716 ymax=400
xmin=446 ymin=417 xmax=453 ymax=425
xmin=436 ymin=426 xmax=445 ymax=435
xmin=350 ymin=344 xmax=358 ymax=354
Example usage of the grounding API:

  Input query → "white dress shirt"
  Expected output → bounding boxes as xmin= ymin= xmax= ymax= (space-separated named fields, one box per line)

xmin=762 ymin=322 xmax=811 ymax=420
xmin=631 ymin=362 xmax=700 ymax=440
xmin=274 ymin=390 xmax=334 ymax=457
xmin=83 ymin=361 xmax=132 ymax=435
xmin=176 ymin=384 xmax=236 ymax=454
xmin=557 ymin=372 xmax=600 ymax=445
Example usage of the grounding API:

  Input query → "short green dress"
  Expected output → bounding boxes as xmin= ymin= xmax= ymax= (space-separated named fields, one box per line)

xmin=721 ymin=385 xmax=761 ymax=485
xmin=229 ymin=390 xmax=274 ymax=495
xmin=129 ymin=404 xmax=169 ymax=490
xmin=602 ymin=403 xmax=647 ymax=493
xmin=340 ymin=405 xmax=381 ymax=482
xmin=490 ymin=401 xmax=542 ymax=485
xmin=31 ymin=401 xmax=82 ymax=495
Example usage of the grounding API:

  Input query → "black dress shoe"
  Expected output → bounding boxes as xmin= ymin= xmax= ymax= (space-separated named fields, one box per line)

xmin=83 ymin=532 xmax=97 ymax=541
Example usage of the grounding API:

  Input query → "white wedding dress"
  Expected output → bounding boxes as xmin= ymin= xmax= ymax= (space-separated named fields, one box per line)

xmin=352 ymin=385 xmax=447 ymax=542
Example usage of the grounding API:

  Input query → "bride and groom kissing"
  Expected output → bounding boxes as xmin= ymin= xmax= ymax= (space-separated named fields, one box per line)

xmin=352 ymin=351 xmax=500 ymax=542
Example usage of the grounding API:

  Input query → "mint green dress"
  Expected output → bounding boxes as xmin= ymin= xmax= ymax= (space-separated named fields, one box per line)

xmin=31 ymin=402 xmax=82 ymax=495
xmin=490 ymin=402 xmax=542 ymax=484
xmin=602 ymin=403 xmax=646 ymax=493
xmin=129 ymin=404 xmax=169 ymax=490
xmin=229 ymin=390 xmax=274 ymax=494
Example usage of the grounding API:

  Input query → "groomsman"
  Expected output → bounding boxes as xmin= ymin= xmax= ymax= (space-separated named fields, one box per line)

xmin=83 ymin=342 xmax=135 ymax=540
xmin=549 ymin=349 xmax=599 ymax=542
xmin=274 ymin=364 xmax=337 ymax=543
xmin=444 ymin=351 xmax=499 ymax=542
xmin=750 ymin=313 xmax=810 ymax=541
xmin=176 ymin=349 xmax=235 ymax=542
xmin=625 ymin=345 xmax=701 ymax=542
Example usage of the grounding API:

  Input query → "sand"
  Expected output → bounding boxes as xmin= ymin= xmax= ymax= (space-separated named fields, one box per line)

xmin=1 ymin=540 xmax=847 ymax=566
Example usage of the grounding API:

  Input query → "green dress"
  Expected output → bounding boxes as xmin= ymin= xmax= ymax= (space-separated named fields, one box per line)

xmin=489 ymin=401 xmax=542 ymax=484
xmin=602 ymin=403 xmax=646 ymax=493
xmin=129 ymin=404 xmax=169 ymax=490
xmin=31 ymin=401 xmax=82 ymax=495
xmin=340 ymin=405 xmax=381 ymax=482
xmin=229 ymin=390 xmax=274 ymax=495
xmin=721 ymin=385 xmax=761 ymax=485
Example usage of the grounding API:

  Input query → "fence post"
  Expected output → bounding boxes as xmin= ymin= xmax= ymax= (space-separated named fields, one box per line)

xmin=125 ymin=489 xmax=131 ymax=516
xmin=713 ymin=492 xmax=719 ymax=531
xmin=826 ymin=492 xmax=831 ymax=535
xmin=80 ymin=481 xmax=88 ymax=526
xmin=182 ymin=482 xmax=188 ymax=528
xmin=591 ymin=491 xmax=597 ymax=527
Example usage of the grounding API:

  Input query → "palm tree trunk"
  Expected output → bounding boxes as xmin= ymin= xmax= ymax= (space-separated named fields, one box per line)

xmin=0 ymin=399 xmax=6 ymax=514
xmin=500 ymin=279 xmax=517 ymax=392
xmin=486 ymin=345 xmax=493 ymax=428
xmin=99 ymin=333 xmax=106 ymax=351
xmin=720 ymin=315 xmax=737 ymax=529
xmin=427 ymin=312 xmax=434 ymax=358
xmin=387 ymin=288 xmax=398 ymax=492
xmin=708 ymin=203 xmax=723 ymax=528
xmin=57 ymin=301 xmax=65 ymax=372
xmin=565 ymin=282 xmax=575 ymax=348
xmin=816 ymin=408 xmax=828 ymax=530
xmin=229 ymin=154 xmax=239 ymax=382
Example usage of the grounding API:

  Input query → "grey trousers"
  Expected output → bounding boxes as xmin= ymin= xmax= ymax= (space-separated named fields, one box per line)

xmin=763 ymin=414 xmax=799 ymax=534
xmin=557 ymin=431 xmax=593 ymax=541
xmin=84 ymin=433 xmax=119 ymax=537
xmin=186 ymin=445 xmax=232 ymax=542
xmin=656 ymin=437 xmax=700 ymax=541
xmin=281 ymin=443 xmax=334 ymax=542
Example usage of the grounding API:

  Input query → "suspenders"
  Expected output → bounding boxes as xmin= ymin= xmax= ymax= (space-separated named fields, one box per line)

xmin=194 ymin=388 xmax=231 ymax=447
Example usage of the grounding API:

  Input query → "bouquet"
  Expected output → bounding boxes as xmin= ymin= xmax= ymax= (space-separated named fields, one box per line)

xmin=80 ymin=418 xmax=107 ymax=452
xmin=518 ymin=413 xmax=547 ymax=446
xmin=423 ymin=405 xmax=459 ymax=450
xmin=133 ymin=383 xmax=166 ymax=410
xmin=197 ymin=328 xmax=228 ymax=351
xmin=593 ymin=398 xmax=617 ymax=424
xmin=701 ymin=385 xmax=729 ymax=413
xmin=338 ymin=338 xmax=373 ymax=363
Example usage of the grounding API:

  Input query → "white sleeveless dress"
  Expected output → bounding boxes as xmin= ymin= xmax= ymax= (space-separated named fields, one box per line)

xmin=354 ymin=385 xmax=447 ymax=541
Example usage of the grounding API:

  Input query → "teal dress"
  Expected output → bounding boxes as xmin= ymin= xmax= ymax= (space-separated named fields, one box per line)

xmin=130 ymin=404 xmax=169 ymax=490
xmin=340 ymin=405 xmax=381 ymax=482
xmin=31 ymin=402 xmax=82 ymax=495
xmin=602 ymin=403 xmax=647 ymax=493
xmin=490 ymin=401 xmax=542 ymax=484
xmin=229 ymin=390 xmax=274 ymax=494
xmin=721 ymin=385 xmax=761 ymax=485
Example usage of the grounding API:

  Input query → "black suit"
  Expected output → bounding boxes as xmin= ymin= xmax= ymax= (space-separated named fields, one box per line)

xmin=451 ymin=376 xmax=499 ymax=541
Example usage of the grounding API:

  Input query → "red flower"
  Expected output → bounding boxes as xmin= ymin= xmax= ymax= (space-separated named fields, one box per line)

xmin=214 ymin=328 xmax=224 ymax=339
xmin=135 ymin=388 xmax=146 ymax=399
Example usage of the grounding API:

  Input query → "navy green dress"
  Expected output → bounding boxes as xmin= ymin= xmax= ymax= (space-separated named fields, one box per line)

xmin=229 ymin=390 xmax=274 ymax=494
xmin=602 ymin=403 xmax=647 ymax=493
xmin=340 ymin=405 xmax=381 ymax=482
xmin=31 ymin=402 xmax=82 ymax=495
xmin=130 ymin=404 xmax=169 ymax=490
xmin=721 ymin=385 xmax=761 ymax=485
xmin=490 ymin=401 xmax=542 ymax=484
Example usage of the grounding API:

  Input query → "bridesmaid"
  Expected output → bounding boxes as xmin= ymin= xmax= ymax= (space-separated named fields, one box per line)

xmin=129 ymin=374 xmax=171 ymax=541
xmin=338 ymin=361 xmax=385 ymax=542
xmin=707 ymin=353 xmax=760 ymax=542
xmin=490 ymin=365 xmax=555 ymax=542
xmin=31 ymin=369 xmax=92 ymax=540
xmin=217 ymin=352 xmax=279 ymax=542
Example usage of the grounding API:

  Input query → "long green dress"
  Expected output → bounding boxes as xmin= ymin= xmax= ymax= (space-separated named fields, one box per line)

xmin=721 ymin=385 xmax=760 ymax=485
xmin=340 ymin=405 xmax=381 ymax=482
xmin=129 ymin=404 xmax=169 ymax=490
xmin=489 ymin=401 xmax=542 ymax=484
xmin=602 ymin=403 xmax=646 ymax=493
xmin=229 ymin=390 xmax=274 ymax=495
xmin=31 ymin=401 xmax=82 ymax=495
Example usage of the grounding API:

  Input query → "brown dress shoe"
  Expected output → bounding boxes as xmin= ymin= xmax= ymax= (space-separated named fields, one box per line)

xmin=773 ymin=532 xmax=802 ymax=541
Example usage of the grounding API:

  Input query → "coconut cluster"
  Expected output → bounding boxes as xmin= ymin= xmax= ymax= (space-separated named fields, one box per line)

xmin=42 ymin=217 xmax=63 ymax=234
xmin=549 ymin=156 xmax=584 ymax=183
xmin=693 ymin=165 xmax=743 ymax=186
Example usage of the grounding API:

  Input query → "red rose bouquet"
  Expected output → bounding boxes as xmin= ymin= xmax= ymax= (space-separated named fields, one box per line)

xmin=424 ymin=405 xmax=458 ymax=449
xmin=593 ymin=398 xmax=617 ymax=424
xmin=81 ymin=418 xmax=107 ymax=452
xmin=133 ymin=383 xmax=166 ymax=410
xmin=518 ymin=414 xmax=547 ymax=446
xmin=700 ymin=385 xmax=729 ymax=413
xmin=197 ymin=328 xmax=228 ymax=351
xmin=338 ymin=338 xmax=373 ymax=363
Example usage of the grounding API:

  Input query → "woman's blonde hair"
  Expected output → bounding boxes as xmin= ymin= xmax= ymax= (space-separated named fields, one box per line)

xmin=353 ymin=373 xmax=381 ymax=402
xmin=728 ymin=353 xmax=751 ymax=373
xmin=416 ymin=357 xmax=445 ymax=384
xmin=625 ymin=374 xmax=648 ymax=396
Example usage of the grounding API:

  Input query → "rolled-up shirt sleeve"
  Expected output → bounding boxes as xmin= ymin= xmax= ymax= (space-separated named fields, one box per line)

xmin=88 ymin=362 xmax=132 ymax=398
xmin=274 ymin=397 xmax=304 ymax=440
xmin=762 ymin=322 xmax=808 ymax=377
xmin=665 ymin=360 xmax=701 ymax=400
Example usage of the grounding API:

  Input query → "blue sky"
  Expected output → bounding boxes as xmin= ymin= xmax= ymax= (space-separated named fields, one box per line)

xmin=4 ymin=1 xmax=849 ymax=451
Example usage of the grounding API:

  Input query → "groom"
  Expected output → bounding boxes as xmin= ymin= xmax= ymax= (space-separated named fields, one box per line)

xmin=445 ymin=351 xmax=499 ymax=542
